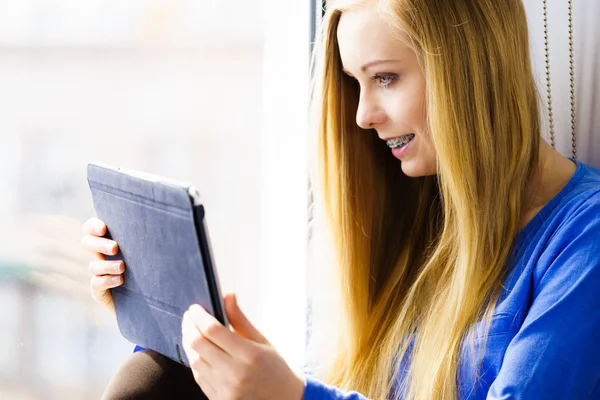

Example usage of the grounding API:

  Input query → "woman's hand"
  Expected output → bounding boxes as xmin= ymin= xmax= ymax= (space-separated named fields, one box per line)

xmin=81 ymin=217 xmax=125 ymax=316
xmin=182 ymin=293 xmax=305 ymax=400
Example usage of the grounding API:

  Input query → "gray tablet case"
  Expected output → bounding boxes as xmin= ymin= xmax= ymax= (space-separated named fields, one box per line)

xmin=87 ymin=163 xmax=227 ymax=367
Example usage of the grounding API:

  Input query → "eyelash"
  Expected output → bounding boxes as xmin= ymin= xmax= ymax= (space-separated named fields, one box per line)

xmin=371 ymin=73 xmax=398 ymax=89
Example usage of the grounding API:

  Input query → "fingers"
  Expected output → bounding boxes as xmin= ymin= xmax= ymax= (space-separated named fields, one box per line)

xmin=90 ymin=274 xmax=123 ymax=292
xmin=182 ymin=315 xmax=230 ymax=397
xmin=183 ymin=313 xmax=232 ymax=371
xmin=81 ymin=218 xmax=117 ymax=258
xmin=82 ymin=217 xmax=107 ymax=236
xmin=190 ymin=358 xmax=219 ymax=399
xmin=82 ymin=217 xmax=121 ymax=316
xmin=81 ymin=234 xmax=119 ymax=256
xmin=89 ymin=260 xmax=125 ymax=276
xmin=186 ymin=305 xmax=247 ymax=356
xmin=224 ymin=293 xmax=269 ymax=344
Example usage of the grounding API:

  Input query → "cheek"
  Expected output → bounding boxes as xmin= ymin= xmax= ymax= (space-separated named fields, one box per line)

xmin=410 ymin=100 xmax=427 ymax=132
xmin=403 ymin=74 xmax=428 ymax=132
xmin=387 ymin=94 xmax=427 ymax=132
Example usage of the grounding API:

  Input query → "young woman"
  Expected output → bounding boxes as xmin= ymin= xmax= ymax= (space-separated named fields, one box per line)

xmin=82 ymin=0 xmax=600 ymax=398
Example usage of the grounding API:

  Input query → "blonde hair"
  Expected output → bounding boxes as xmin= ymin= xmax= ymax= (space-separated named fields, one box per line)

xmin=307 ymin=0 xmax=540 ymax=399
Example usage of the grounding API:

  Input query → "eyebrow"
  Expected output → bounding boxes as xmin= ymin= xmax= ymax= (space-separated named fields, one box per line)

xmin=342 ymin=59 xmax=402 ymax=76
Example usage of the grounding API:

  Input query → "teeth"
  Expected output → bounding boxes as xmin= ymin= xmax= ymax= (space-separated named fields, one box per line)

xmin=387 ymin=133 xmax=415 ymax=149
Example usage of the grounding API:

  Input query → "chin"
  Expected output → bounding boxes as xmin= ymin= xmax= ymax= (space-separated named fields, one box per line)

xmin=400 ymin=159 xmax=437 ymax=177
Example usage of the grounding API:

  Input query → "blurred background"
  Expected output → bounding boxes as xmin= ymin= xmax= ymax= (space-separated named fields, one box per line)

xmin=0 ymin=0 xmax=315 ymax=398
xmin=0 ymin=0 xmax=597 ymax=399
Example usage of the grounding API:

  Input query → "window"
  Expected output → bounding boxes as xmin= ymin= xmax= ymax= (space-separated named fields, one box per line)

xmin=0 ymin=0 xmax=312 ymax=396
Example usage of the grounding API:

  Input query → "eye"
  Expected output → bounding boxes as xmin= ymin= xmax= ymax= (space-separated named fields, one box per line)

xmin=372 ymin=73 xmax=397 ymax=88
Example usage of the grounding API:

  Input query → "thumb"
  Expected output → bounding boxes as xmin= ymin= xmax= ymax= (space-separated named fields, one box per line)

xmin=225 ymin=293 xmax=269 ymax=345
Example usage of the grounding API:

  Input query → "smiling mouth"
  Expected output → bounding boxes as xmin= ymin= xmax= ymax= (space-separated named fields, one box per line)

xmin=386 ymin=133 xmax=415 ymax=149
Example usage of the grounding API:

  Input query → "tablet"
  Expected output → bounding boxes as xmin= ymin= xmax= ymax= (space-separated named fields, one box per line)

xmin=87 ymin=162 xmax=228 ymax=367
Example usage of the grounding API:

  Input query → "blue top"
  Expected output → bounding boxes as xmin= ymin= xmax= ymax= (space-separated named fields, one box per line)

xmin=304 ymin=159 xmax=600 ymax=399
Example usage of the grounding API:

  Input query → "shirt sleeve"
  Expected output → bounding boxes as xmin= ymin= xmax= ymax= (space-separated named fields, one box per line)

xmin=303 ymin=376 xmax=372 ymax=400
xmin=487 ymin=198 xmax=600 ymax=399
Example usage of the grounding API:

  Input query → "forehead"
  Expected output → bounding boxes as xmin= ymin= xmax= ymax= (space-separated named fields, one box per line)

xmin=336 ymin=7 xmax=408 ymax=70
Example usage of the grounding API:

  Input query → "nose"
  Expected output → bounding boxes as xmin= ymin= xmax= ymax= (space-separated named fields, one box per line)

xmin=356 ymin=91 xmax=386 ymax=130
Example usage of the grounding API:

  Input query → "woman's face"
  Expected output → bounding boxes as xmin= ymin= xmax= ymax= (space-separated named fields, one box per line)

xmin=337 ymin=6 xmax=437 ymax=177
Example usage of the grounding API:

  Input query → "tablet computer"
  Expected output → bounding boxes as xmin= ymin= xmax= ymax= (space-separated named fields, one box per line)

xmin=87 ymin=162 xmax=228 ymax=367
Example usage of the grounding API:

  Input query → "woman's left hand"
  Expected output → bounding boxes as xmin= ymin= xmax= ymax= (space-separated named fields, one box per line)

xmin=181 ymin=293 xmax=306 ymax=400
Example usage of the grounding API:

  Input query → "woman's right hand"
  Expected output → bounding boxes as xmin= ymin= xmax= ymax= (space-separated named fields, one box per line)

xmin=81 ymin=217 xmax=125 ymax=316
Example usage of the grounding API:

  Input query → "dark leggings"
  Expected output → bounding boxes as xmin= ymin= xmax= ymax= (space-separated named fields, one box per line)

xmin=102 ymin=350 xmax=208 ymax=400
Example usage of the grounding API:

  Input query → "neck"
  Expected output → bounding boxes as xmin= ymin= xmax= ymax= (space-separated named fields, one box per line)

xmin=520 ymin=140 xmax=576 ymax=230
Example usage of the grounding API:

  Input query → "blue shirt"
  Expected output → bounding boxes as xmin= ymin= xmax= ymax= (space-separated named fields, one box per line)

xmin=304 ymin=159 xmax=600 ymax=399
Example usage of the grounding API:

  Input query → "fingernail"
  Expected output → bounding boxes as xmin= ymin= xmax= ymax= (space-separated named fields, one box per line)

xmin=189 ymin=304 xmax=202 ymax=313
xmin=111 ymin=262 xmax=123 ymax=273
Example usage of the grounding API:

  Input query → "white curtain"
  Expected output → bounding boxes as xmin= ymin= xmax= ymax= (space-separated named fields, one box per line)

xmin=523 ymin=0 xmax=600 ymax=168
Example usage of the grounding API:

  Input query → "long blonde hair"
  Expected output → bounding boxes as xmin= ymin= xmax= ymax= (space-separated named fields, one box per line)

xmin=307 ymin=1 xmax=540 ymax=399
